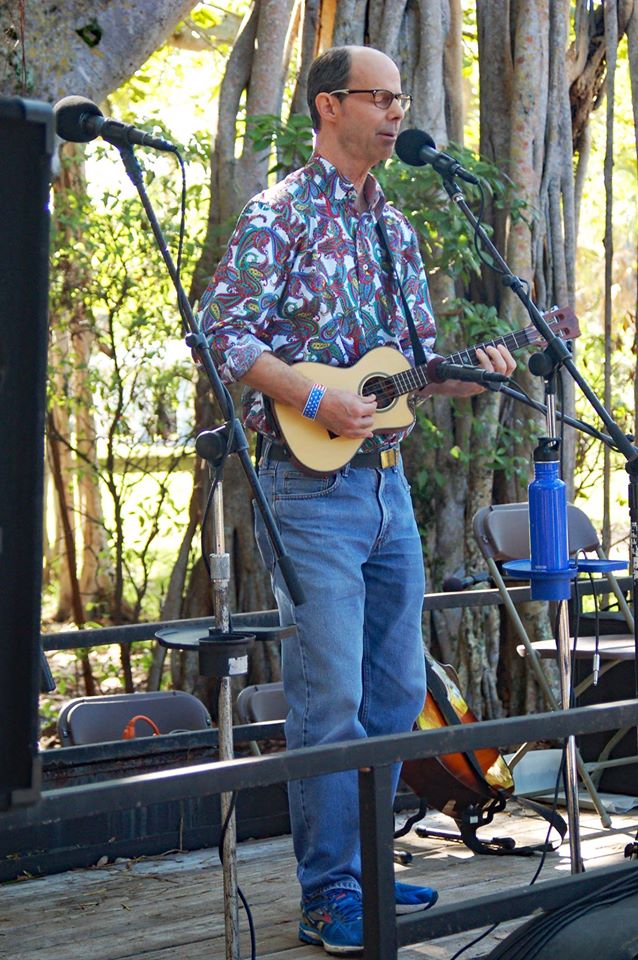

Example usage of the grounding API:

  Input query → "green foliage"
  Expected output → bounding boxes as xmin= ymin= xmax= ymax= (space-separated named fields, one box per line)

xmin=245 ymin=113 xmax=314 ymax=175
xmin=48 ymin=136 xmax=210 ymax=622
xmin=488 ymin=420 xmax=535 ymax=484
xmin=435 ymin=298 xmax=513 ymax=351
xmin=377 ymin=148 xmax=528 ymax=282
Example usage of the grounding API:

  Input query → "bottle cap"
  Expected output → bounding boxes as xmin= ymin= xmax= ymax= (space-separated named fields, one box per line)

xmin=533 ymin=436 xmax=560 ymax=463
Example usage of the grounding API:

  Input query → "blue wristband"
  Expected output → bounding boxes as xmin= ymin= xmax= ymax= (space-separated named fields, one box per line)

xmin=302 ymin=383 xmax=326 ymax=420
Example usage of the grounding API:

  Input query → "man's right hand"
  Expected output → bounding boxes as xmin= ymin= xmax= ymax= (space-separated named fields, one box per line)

xmin=316 ymin=388 xmax=378 ymax=439
xmin=240 ymin=354 xmax=378 ymax=439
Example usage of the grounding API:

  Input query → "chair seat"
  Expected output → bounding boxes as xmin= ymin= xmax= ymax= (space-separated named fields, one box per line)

xmin=516 ymin=635 xmax=636 ymax=661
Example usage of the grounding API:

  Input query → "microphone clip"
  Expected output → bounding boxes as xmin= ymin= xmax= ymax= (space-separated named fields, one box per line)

xmin=427 ymin=357 xmax=509 ymax=390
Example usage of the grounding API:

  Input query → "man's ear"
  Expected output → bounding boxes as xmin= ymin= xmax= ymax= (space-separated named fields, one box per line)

xmin=314 ymin=92 xmax=339 ymax=127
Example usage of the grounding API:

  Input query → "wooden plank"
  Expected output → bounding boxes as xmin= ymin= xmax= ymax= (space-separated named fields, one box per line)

xmin=3 ymin=807 xmax=637 ymax=960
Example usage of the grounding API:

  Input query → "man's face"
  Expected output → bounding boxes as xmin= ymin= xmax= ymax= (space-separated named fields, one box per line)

xmin=332 ymin=49 xmax=406 ymax=168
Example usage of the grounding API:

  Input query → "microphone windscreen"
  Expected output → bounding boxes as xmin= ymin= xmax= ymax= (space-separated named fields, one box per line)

xmin=395 ymin=128 xmax=436 ymax=166
xmin=53 ymin=96 xmax=102 ymax=143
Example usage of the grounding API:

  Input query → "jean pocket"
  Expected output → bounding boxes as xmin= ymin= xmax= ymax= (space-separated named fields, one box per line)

xmin=280 ymin=466 xmax=342 ymax=499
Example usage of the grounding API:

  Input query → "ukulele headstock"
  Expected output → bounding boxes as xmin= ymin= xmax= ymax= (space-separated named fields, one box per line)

xmin=537 ymin=306 xmax=581 ymax=345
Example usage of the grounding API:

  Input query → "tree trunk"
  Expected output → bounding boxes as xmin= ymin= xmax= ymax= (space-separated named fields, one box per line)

xmin=47 ymin=405 xmax=80 ymax=623
xmin=174 ymin=0 xmax=297 ymax=689
xmin=0 ymin=0 xmax=199 ymax=101
xmin=54 ymin=143 xmax=116 ymax=621
xmin=476 ymin=0 xmax=572 ymax=715
xmin=602 ymin=0 xmax=618 ymax=555
xmin=627 ymin=3 xmax=638 ymax=443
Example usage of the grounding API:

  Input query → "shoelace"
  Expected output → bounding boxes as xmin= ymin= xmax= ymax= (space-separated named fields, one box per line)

xmin=320 ymin=892 xmax=363 ymax=922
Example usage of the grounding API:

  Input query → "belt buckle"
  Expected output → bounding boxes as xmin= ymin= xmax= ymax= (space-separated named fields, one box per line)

xmin=379 ymin=447 xmax=398 ymax=469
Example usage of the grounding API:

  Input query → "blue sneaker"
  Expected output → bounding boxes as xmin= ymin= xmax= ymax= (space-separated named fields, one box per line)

xmin=394 ymin=880 xmax=438 ymax=914
xmin=299 ymin=888 xmax=363 ymax=955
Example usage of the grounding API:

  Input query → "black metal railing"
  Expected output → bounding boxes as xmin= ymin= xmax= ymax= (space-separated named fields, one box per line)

xmin=3 ymin=697 xmax=638 ymax=958
xmin=40 ymin=577 xmax=634 ymax=653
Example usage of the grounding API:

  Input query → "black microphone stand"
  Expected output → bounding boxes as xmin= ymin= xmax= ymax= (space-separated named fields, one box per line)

xmin=438 ymin=173 xmax=638 ymax=871
xmin=114 ymin=144 xmax=303 ymax=606
xmin=115 ymin=143 xmax=304 ymax=960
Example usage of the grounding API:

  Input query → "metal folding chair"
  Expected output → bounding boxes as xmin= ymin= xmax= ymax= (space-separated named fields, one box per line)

xmin=236 ymin=681 xmax=288 ymax=724
xmin=473 ymin=502 xmax=635 ymax=825
xmin=235 ymin=681 xmax=288 ymax=756
xmin=57 ymin=690 xmax=212 ymax=746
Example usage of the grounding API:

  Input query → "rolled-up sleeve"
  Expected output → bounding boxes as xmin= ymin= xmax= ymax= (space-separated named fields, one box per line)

xmin=197 ymin=199 xmax=299 ymax=383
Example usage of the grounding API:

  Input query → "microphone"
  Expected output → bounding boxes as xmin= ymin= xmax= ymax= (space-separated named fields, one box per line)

xmin=396 ymin=129 xmax=480 ymax=185
xmin=53 ymin=96 xmax=176 ymax=153
xmin=426 ymin=356 xmax=509 ymax=386
xmin=442 ymin=571 xmax=491 ymax=592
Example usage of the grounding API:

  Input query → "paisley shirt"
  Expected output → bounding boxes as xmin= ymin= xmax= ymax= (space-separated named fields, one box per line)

xmin=198 ymin=154 xmax=436 ymax=449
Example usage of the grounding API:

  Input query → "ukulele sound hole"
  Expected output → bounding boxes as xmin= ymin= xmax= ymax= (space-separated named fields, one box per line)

xmin=362 ymin=376 xmax=395 ymax=410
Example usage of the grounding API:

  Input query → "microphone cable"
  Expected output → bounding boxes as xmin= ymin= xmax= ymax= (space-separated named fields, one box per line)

xmin=463 ymin=172 xmax=531 ymax=299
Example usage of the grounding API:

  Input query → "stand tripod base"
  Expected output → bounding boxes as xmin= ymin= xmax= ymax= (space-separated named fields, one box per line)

xmin=415 ymin=822 xmax=520 ymax=855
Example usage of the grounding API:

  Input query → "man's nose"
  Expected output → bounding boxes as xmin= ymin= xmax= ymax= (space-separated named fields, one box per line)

xmin=387 ymin=95 xmax=405 ymax=119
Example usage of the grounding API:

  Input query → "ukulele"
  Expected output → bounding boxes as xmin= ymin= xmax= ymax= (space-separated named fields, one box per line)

xmin=272 ymin=307 xmax=579 ymax=475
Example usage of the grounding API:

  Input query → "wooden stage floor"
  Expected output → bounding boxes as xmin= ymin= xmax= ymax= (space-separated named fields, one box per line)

xmin=4 ymin=804 xmax=638 ymax=960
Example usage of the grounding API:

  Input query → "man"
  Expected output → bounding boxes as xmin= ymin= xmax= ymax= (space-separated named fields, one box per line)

xmin=199 ymin=45 xmax=515 ymax=955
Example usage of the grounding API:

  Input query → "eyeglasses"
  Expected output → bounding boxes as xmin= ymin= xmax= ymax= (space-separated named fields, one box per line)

xmin=328 ymin=88 xmax=412 ymax=111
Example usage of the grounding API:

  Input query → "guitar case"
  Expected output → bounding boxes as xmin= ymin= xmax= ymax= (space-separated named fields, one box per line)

xmin=398 ymin=656 xmax=566 ymax=856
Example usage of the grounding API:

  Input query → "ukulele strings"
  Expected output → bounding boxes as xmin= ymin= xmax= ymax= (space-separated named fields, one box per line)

xmin=361 ymin=311 xmax=568 ymax=407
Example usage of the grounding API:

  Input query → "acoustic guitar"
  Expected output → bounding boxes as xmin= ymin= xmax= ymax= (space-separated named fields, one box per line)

xmin=401 ymin=655 xmax=513 ymax=823
xmin=272 ymin=307 xmax=579 ymax=475
xmin=399 ymin=654 xmax=566 ymax=855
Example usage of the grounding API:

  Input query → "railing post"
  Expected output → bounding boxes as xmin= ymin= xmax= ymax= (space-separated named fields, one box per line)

xmin=359 ymin=764 xmax=398 ymax=960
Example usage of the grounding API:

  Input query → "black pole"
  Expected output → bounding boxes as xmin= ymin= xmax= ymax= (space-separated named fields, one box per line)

xmin=359 ymin=765 xmax=398 ymax=960
xmin=441 ymin=174 xmax=638 ymax=723
xmin=115 ymin=144 xmax=304 ymax=606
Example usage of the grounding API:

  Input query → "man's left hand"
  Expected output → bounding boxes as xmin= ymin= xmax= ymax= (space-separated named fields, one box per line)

xmin=422 ymin=343 xmax=516 ymax=399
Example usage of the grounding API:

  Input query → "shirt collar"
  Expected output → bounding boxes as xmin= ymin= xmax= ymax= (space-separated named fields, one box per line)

xmin=306 ymin=153 xmax=386 ymax=217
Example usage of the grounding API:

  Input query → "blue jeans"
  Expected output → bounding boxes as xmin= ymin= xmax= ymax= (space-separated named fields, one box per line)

xmin=254 ymin=447 xmax=427 ymax=899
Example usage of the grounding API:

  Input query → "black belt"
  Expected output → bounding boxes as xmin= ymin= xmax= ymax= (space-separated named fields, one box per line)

xmin=265 ymin=443 xmax=399 ymax=470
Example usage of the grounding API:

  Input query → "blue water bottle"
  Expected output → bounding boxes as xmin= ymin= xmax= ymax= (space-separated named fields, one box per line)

xmin=528 ymin=437 xmax=570 ymax=599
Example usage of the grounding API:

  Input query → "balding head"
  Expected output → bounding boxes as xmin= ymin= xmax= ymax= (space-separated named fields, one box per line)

xmin=347 ymin=46 xmax=399 ymax=81
xmin=307 ymin=45 xmax=399 ymax=132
